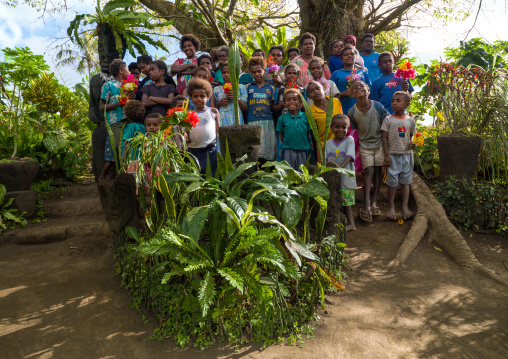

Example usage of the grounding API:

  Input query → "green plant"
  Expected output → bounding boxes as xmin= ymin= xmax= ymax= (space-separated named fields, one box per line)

xmin=413 ymin=126 xmax=440 ymax=179
xmin=0 ymin=184 xmax=27 ymax=233
xmin=444 ymin=38 xmax=508 ymax=70
xmin=228 ymin=39 xmax=242 ymax=125
xmin=238 ymin=26 xmax=298 ymax=65
xmin=67 ymin=0 xmax=173 ymax=58
xmin=31 ymin=180 xmax=66 ymax=221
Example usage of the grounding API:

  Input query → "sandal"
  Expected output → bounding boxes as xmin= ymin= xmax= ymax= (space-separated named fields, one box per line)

xmin=371 ymin=206 xmax=381 ymax=216
xmin=360 ymin=210 xmax=372 ymax=222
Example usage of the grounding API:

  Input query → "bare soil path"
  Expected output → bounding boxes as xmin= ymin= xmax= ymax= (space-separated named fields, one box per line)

xmin=1 ymin=184 xmax=507 ymax=358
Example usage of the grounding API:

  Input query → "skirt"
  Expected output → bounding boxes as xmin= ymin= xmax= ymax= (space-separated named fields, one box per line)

xmin=248 ymin=120 xmax=276 ymax=161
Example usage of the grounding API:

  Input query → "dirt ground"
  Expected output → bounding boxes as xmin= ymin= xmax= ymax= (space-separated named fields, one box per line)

xmin=1 ymin=208 xmax=508 ymax=358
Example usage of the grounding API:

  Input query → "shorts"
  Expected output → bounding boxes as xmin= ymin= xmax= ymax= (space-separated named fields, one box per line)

xmin=359 ymin=147 xmax=384 ymax=168
xmin=284 ymin=149 xmax=308 ymax=171
xmin=386 ymin=153 xmax=414 ymax=187
xmin=340 ymin=188 xmax=355 ymax=206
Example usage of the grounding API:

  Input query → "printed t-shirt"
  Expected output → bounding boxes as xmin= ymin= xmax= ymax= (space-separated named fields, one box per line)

xmin=360 ymin=52 xmax=382 ymax=81
xmin=290 ymin=55 xmax=331 ymax=86
xmin=141 ymin=84 xmax=178 ymax=116
xmin=310 ymin=97 xmax=343 ymax=149
xmin=246 ymin=83 xmax=276 ymax=122
xmin=325 ymin=136 xmax=356 ymax=189
xmin=348 ymin=100 xmax=389 ymax=149
xmin=329 ymin=68 xmax=371 ymax=116
xmin=370 ymin=74 xmax=414 ymax=114
xmin=276 ymin=111 xmax=310 ymax=150
xmin=100 ymin=80 xmax=124 ymax=125
xmin=380 ymin=115 xmax=416 ymax=154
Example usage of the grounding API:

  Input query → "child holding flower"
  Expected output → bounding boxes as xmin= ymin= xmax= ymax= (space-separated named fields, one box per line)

xmin=141 ymin=60 xmax=178 ymax=117
xmin=264 ymin=46 xmax=285 ymax=86
xmin=305 ymin=57 xmax=340 ymax=107
xmin=211 ymin=62 xmax=248 ymax=126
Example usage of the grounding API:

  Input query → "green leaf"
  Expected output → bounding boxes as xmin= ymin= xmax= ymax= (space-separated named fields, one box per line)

xmin=223 ymin=162 xmax=257 ymax=187
xmin=293 ymin=180 xmax=330 ymax=198
xmin=0 ymin=184 xmax=6 ymax=205
xmin=226 ymin=197 xmax=248 ymax=220
xmin=102 ymin=0 xmax=137 ymax=16
xmin=158 ymin=175 xmax=176 ymax=221
xmin=283 ymin=196 xmax=303 ymax=229
xmin=163 ymin=173 xmax=203 ymax=183
xmin=299 ymin=93 xmax=323 ymax=161
xmin=217 ymin=268 xmax=244 ymax=293
xmin=228 ymin=39 xmax=242 ymax=125
xmin=43 ymin=135 xmax=59 ymax=153
xmin=182 ymin=206 xmax=209 ymax=242
xmin=198 ymin=272 xmax=216 ymax=316
xmin=314 ymin=196 xmax=327 ymax=240
xmin=125 ymin=226 xmax=139 ymax=242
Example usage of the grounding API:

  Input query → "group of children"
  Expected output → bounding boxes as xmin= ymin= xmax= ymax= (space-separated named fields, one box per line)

xmin=99 ymin=31 xmax=418 ymax=229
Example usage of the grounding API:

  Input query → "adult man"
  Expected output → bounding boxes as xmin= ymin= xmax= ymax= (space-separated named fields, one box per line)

xmin=135 ymin=54 xmax=176 ymax=101
xmin=360 ymin=34 xmax=381 ymax=81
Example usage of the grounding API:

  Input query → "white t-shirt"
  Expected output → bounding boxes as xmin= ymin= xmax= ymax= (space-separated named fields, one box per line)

xmin=189 ymin=108 xmax=216 ymax=148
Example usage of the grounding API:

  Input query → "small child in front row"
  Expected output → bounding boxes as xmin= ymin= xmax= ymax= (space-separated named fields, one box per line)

xmin=381 ymin=91 xmax=416 ymax=221
xmin=326 ymin=114 xmax=356 ymax=232
xmin=186 ymin=78 xmax=220 ymax=175
xmin=276 ymin=89 xmax=310 ymax=170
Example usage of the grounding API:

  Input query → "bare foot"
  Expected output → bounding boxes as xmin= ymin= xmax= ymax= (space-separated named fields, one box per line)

xmin=346 ymin=223 xmax=357 ymax=232
xmin=402 ymin=206 xmax=414 ymax=220
xmin=386 ymin=207 xmax=397 ymax=220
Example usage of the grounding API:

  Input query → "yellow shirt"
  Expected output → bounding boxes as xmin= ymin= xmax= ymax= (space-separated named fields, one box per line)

xmin=310 ymin=97 xmax=343 ymax=149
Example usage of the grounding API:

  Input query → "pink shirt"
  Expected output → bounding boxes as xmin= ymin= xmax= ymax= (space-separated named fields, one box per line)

xmin=290 ymin=55 xmax=331 ymax=87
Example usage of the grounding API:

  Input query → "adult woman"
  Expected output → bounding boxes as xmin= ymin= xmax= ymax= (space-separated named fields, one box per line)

xmin=171 ymin=34 xmax=200 ymax=95
xmin=290 ymin=32 xmax=331 ymax=86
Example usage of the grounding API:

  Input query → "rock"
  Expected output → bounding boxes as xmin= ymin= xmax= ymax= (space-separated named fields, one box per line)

xmin=97 ymin=173 xmax=140 ymax=243
xmin=0 ymin=159 xmax=40 ymax=192
xmin=91 ymin=122 xmax=109 ymax=181
xmin=219 ymin=125 xmax=262 ymax=163
xmin=321 ymin=170 xmax=342 ymax=222
xmin=4 ymin=190 xmax=38 ymax=218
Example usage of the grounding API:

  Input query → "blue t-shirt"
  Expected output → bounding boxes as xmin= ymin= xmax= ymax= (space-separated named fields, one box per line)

xmin=329 ymin=56 xmax=344 ymax=75
xmin=246 ymin=83 xmax=276 ymax=122
xmin=370 ymin=74 xmax=415 ymax=114
xmin=329 ymin=68 xmax=371 ymax=116
xmin=360 ymin=52 xmax=381 ymax=81
xmin=122 ymin=122 xmax=146 ymax=159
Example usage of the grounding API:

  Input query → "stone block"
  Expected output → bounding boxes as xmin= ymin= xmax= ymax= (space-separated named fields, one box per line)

xmin=5 ymin=189 xmax=38 ymax=219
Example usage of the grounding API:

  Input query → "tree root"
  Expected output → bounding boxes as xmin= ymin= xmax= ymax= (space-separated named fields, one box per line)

xmin=389 ymin=173 xmax=508 ymax=286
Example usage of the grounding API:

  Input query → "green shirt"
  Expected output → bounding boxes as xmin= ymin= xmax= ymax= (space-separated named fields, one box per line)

xmin=276 ymin=111 xmax=310 ymax=150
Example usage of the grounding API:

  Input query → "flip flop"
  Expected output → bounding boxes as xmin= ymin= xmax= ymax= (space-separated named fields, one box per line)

xmin=360 ymin=210 xmax=372 ymax=222
xmin=371 ymin=206 xmax=381 ymax=216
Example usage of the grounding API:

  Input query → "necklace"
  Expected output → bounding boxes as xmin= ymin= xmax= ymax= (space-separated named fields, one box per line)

xmin=99 ymin=72 xmax=115 ymax=82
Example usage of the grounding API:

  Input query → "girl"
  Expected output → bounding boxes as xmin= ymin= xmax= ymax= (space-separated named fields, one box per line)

xmin=186 ymin=78 xmax=220 ymax=175
xmin=328 ymin=40 xmax=344 ymax=74
xmin=245 ymin=57 xmax=277 ymax=164
xmin=265 ymin=45 xmax=285 ymax=86
xmin=306 ymin=57 xmax=340 ymax=107
xmin=290 ymin=32 xmax=331 ymax=86
xmin=211 ymin=62 xmax=248 ymax=126
xmin=171 ymin=34 xmax=200 ymax=95
xmin=329 ymin=45 xmax=371 ymax=116
xmin=214 ymin=46 xmax=229 ymax=84
xmin=141 ymin=60 xmax=178 ymax=116
xmin=344 ymin=35 xmax=365 ymax=68
xmin=287 ymin=47 xmax=300 ymax=62
xmin=99 ymin=59 xmax=132 ymax=180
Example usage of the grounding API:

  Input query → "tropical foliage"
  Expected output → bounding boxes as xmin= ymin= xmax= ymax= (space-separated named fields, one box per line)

xmin=0 ymin=183 xmax=27 ymax=233
xmin=238 ymin=26 xmax=298 ymax=65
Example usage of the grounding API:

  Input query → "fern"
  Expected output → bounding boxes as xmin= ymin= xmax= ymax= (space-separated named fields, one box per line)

xmin=198 ymin=272 xmax=216 ymax=316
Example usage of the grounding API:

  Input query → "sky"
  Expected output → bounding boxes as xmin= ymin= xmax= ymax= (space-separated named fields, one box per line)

xmin=1 ymin=0 xmax=507 ymax=89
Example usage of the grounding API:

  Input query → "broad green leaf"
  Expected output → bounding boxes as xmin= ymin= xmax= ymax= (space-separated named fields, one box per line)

xmin=43 ymin=135 xmax=59 ymax=153
xmin=0 ymin=184 xmax=5 ymax=205
xmin=217 ymin=267 xmax=244 ymax=293
xmin=125 ymin=226 xmax=139 ymax=242
xmin=158 ymin=175 xmax=176 ymax=221
xmin=182 ymin=206 xmax=209 ymax=241
xmin=283 ymin=196 xmax=303 ymax=229
xmin=293 ymin=180 xmax=330 ymax=198
xmin=163 ymin=172 xmax=203 ymax=183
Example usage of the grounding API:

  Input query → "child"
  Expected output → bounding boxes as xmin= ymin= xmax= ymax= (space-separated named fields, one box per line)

xmin=128 ymin=62 xmax=141 ymax=80
xmin=287 ymin=47 xmax=300 ymax=62
xmin=326 ymin=114 xmax=356 ymax=231
xmin=99 ymin=59 xmax=132 ymax=181
xmin=305 ymin=57 xmax=340 ymax=107
xmin=265 ymin=45 xmax=285 ymax=86
xmin=245 ymin=57 xmax=277 ymax=164
xmin=370 ymin=52 xmax=414 ymax=114
xmin=187 ymin=66 xmax=214 ymax=110
xmin=276 ymin=89 xmax=310 ymax=170
xmin=173 ymin=95 xmax=187 ymax=108
xmin=215 ymin=46 xmax=229 ymax=84
xmin=145 ymin=113 xmax=162 ymax=135
xmin=329 ymin=46 xmax=371 ymax=116
xmin=211 ymin=62 xmax=248 ymax=126
xmin=328 ymin=40 xmax=344 ymax=74
xmin=197 ymin=54 xmax=215 ymax=77
xmin=141 ymin=60 xmax=178 ymax=117
xmin=381 ymin=91 xmax=416 ymax=220
xmin=252 ymin=49 xmax=267 ymax=58
xmin=186 ymin=78 xmax=220 ymax=175
xmin=121 ymin=100 xmax=146 ymax=195
xmin=343 ymin=35 xmax=365 ymax=68
xmin=348 ymin=80 xmax=390 ymax=222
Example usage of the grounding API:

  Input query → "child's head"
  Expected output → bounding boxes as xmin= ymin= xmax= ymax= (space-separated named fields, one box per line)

xmin=283 ymin=89 xmax=302 ymax=112
xmin=209 ymin=49 xmax=218 ymax=63
xmin=219 ymin=62 xmax=230 ymax=83
xmin=391 ymin=91 xmax=412 ymax=114
xmin=197 ymin=54 xmax=214 ymax=72
xmin=308 ymin=57 xmax=325 ymax=80
xmin=187 ymin=78 xmax=212 ymax=110
xmin=248 ymin=57 xmax=267 ymax=83
xmin=330 ymin=114 xmax=350 ymax=140
xmin=172 ymin=95 xmax=187 ymax=108
xmin=110 ymin=59 xmax=128 ymax=80
xmin=149 ymin=60 xmax=167 ymax=81
xmin=136 ymin=54 xmax=152 ymax=75
xmin=352 ymin=80 xmax=370 ymax=99
xmin=145 ymin=113 xmax=162 ymax=133
xmin=306 ymin=81 xmax=325 ymax=102
xmin=340 ymin=46 xmax=356 ymax=66
xmin=378 ymin=52 xmax=394 ymax=74
xmin=284 ymin=64 xmax=300 ymax=83
xmin=330 ymin=40 xmax=344 ymax=57
xmin=299 ymin=32 xmax=316 ymax=57
xmin=195 ymin=66 xmax=211 ymax=81
xmin=128 ymin=62 xmax=140 ymax=80
xmin=217 ymin=46 xmax=229 ymax=64
xmin=123 ymin=100 xmax=145 ymax=123
xmin=252 ymin=48 xmax=266 ymax=59
xmin=344 ymin=35 xmax=356 ymax=47
xmin=287 ymin=47 xmax=300 ymax=61
xmin=269 ymin=46 xmax=284 ymax=66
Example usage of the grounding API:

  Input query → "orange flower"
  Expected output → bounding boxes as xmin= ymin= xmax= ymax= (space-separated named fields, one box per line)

xmin=398 ymin=219 xmax=404 ymax=225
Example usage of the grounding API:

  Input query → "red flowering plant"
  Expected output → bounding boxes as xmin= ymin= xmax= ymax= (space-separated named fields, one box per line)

xmin=395 ymin=60 xmax=416 ymax=81
xmin=286 ymin=80 xmax=299 ymax=89
xmin=223 ymin=82 xmax=233 ymax=94
xmin=119 ymin=74 xmax=139 ymax=104
xmin=266 ymin=55 xmax=280 ymax=75
xmin=161 ymin=98 xmax=200 ymax=135
xmin=346 ymin=68 xmax=361 ymax=97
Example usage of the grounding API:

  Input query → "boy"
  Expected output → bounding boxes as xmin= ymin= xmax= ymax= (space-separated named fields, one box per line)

xmin=128 ymin=62 xmax=141 ymax=80
xmin=136 ymin=54 xmax=176 ymax=101
xmin=348 ymin=80 xmax=390 ymax=222
xmin=121 ymin=100 xmax=146 ymax=195
xmin=265 ymin=45 xmax=285 ymax=86
xmin=326 ymin=114 xmax=356 ymax=231
xmin=370 ymin=52 xmax=414 ymax=114
xmin=381 ymin=91 xmax=416 ymax=220
xmin=287 ymin=47 xmax=300 ymax=62
xmin=145 ymin=113 xmax=162 ymax=135
xmin=141 ymin=60 xmax=178 ymax=116
xmin=276 ymin=89 xmax=310 ymax=170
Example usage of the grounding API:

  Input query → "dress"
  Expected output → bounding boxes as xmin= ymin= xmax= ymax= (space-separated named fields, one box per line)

xmin=213 ymin=84 xmax=247 ymax=126
xmin=370 ymin=74 xmax=415 ymax=114
xmin=290 ymin=56 xmax=331 ymax=87
xmin=246 ymin=82 xmax=277 ymax=160
xmin=329 ymin=68 xmax=371 ymax=116
xmin=360 ymin=52 xmax=382 ymax=81
xmin=174 ymin=57 xmax=198 ymax=94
